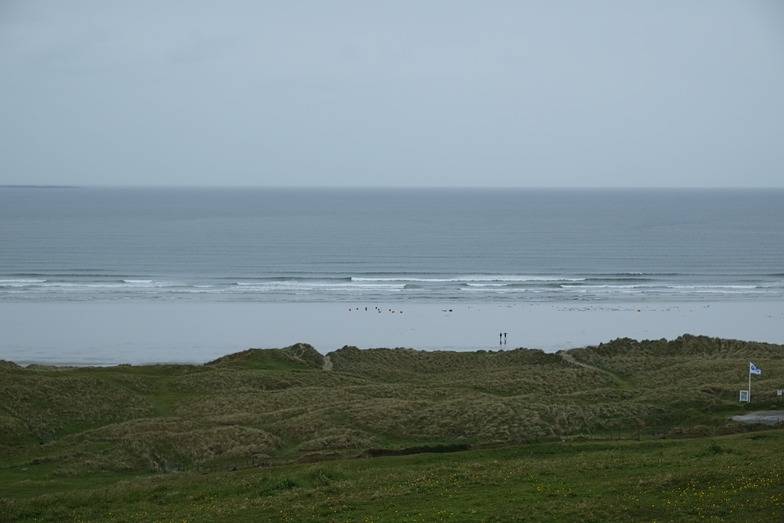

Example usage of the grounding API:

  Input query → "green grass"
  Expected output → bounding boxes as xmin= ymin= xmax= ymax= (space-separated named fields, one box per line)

xmin=2 ymin=336 xmax=784 ymax=521
xmin=2 ymin=432 xmax=782 ymax=522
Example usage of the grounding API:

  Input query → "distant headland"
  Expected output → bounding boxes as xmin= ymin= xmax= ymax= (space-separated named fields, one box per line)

xmin=0 ymin=184 xmax=78 ymax=189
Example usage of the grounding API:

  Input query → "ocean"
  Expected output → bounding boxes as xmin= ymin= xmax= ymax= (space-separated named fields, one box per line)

xmin=2 ymin=187 xmax=783 ymax=304
xmin=2 ymin=187 xmax=783 ymax=365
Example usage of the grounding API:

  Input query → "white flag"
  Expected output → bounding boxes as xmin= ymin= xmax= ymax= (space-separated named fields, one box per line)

xmin=750 ymin=362 xmax=762 ymax=375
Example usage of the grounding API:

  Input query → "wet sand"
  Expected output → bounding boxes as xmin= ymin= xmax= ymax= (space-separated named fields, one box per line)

xmin=1 ymin=300 xmax=783 ymax=366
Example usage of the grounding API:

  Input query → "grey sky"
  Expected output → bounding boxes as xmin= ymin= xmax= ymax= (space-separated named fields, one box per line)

xmin=1 ymin=1 xmax=783 ymax=187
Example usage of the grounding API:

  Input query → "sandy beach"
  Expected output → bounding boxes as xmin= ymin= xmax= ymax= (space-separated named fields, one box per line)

xmin=1 ymin=300 xmax=783 ymax=366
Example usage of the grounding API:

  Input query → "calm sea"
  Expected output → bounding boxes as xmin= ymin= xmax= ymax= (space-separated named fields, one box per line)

xmin=1 ymin=187 xmax=783 ymax=304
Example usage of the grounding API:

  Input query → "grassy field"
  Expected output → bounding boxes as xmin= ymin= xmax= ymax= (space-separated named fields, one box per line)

xmin=2 ymin=335 xmax=783 ymax=521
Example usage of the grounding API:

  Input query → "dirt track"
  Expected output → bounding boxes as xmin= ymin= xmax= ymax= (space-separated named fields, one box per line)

xmin=731 ymin=411 xmax=784 ymax=425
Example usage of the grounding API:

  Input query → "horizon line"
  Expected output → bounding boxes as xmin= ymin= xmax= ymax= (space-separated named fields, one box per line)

xmin=3 ymin=184 xmax=784 ymax=191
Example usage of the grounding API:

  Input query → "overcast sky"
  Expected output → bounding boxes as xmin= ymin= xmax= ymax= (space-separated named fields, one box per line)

xmin=1 ymin=1 xmax=783 ymax=188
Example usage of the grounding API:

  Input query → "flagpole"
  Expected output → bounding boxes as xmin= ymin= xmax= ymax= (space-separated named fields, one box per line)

xmin=749 ymin=369 xmax=752 ymax=402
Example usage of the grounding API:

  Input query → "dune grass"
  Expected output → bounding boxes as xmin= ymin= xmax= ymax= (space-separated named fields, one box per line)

xmin=2 ymin=336 xmax=783 ymax=520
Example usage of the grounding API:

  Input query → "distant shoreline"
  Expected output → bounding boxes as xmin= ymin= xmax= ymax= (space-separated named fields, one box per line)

xmin=1 ymin=300 xmax=782 ymax=367
xmin=0 ymin=184 xmax=78 ymax=189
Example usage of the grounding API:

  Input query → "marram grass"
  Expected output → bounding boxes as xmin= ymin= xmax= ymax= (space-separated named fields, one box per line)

xmin=2 ymin=336 xmax=783 ymax=521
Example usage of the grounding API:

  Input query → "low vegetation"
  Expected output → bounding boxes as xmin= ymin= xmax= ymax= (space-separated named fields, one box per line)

xmin=2 ymin=335 xmax=783 ymax=521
